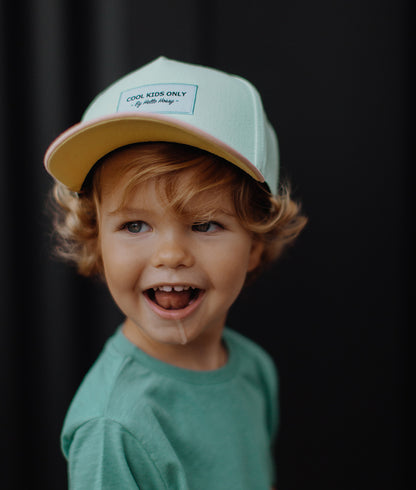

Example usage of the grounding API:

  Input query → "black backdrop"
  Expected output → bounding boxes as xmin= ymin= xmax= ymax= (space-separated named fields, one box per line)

xmin=0 ymin=1 xmax=411 ymax=489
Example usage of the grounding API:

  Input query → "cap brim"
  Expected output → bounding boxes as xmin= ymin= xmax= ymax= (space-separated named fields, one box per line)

xmin=44 ymin=113 xmax=265 ymax=192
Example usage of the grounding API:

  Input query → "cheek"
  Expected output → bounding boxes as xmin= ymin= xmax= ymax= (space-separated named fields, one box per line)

xmin=100 ymin=238 xmax=141 ymax=290
xmin=209 ymin=243 xmax=253 ymax=292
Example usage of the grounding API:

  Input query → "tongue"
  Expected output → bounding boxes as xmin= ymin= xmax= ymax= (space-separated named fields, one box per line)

xmin=154 ymin=290 xmax=193 ymax=310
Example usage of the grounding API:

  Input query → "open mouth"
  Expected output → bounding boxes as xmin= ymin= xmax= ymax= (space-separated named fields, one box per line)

xmin=145 ymin=286 xmax=202 ymax=311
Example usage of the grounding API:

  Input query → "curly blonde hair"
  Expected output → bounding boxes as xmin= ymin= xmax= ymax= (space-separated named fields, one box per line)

xmin=50 ymin=142 xmax=307 ymax=282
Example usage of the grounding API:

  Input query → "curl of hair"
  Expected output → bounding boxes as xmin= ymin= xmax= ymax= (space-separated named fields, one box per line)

xmin=49 ymin=143 xmax=307 ymax=282
xmin=241 ymin=184 xmax=307 ymax=283
xmin=50 ymin=183 xmax=103 ymax=277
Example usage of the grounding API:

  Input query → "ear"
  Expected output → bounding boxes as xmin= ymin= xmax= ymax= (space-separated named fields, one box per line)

xmin=247 ymin=240 xmax=264 ymax=273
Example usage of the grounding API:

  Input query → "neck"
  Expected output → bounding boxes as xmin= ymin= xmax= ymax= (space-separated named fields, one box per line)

xmin=122 ymin=318 xmax=228 ymax=371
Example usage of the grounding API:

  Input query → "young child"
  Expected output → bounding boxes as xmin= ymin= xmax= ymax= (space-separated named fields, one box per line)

xmin=44 ymin=57 xmax=306 ymax=489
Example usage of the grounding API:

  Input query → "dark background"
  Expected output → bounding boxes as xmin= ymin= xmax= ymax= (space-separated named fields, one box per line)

xmin=0 ymin=1 xmax=411 ymax=489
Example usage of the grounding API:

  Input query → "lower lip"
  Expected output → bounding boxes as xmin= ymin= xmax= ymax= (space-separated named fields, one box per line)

xmin=143 ymin=290 xmax=205 ymax=320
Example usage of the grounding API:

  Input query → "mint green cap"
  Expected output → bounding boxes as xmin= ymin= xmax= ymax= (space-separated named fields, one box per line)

xmin=44 ymin=56 xmax=279 ymax=193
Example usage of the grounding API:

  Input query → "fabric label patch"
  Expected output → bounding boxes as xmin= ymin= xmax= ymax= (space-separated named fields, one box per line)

xmin=117 ymin=83 xmax=197 ymax=114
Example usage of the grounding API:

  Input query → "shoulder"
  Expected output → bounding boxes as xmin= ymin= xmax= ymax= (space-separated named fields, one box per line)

xmin=224 ymin=328 xmax=276 ymax=375
xmin=61 ymin=328 xmax=160 ymax=454
xmin=224 ymin=327 xmax=278 ymax=398
xmin=224 ymin=328 xmax=279 ymax=437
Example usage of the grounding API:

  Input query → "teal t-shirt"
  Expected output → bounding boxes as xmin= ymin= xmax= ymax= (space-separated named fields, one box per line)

xmin=61 ymin=327 xmax=278 ymax=489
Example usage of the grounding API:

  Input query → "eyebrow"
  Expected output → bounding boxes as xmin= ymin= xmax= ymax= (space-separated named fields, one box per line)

xmin=106 ymin=204 xmax=235 ymax=220
xmin=106 ymin=206 xmax=149 ymax=217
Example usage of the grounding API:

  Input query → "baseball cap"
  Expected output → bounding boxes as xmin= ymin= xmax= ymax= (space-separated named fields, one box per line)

xmin=44 ymin=56 xmax=279 ymax=194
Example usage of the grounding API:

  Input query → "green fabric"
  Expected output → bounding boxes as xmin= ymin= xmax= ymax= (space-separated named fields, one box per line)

xmin=61 ymin=327 xmax=278 ymax=489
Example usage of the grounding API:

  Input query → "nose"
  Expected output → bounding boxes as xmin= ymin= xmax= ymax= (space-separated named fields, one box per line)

xmin=150 ymin=232 xmax=194 ymax=269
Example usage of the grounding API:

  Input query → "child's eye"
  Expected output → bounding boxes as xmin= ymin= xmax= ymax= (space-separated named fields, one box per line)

xmin=192 ymin=221 xmax=222 ymax=233
xmin=123 ymin=221 xmax=151 ymax=234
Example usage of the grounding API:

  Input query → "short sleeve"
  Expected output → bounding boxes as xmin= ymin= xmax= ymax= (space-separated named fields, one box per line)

xmin=67 ymin=418 xmax=167 ymax=490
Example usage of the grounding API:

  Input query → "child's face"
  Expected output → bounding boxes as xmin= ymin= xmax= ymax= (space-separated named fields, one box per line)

xmin=97 ymin=161 xmax=263 ymax=350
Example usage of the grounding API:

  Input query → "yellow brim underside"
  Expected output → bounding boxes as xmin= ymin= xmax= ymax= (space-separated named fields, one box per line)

xmin=46 ymin=116 xmax=261 ymax=192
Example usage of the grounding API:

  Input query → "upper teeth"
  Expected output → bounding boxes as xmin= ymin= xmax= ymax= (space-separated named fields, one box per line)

xmin=153 ymin=286 xmax=191 ymax=292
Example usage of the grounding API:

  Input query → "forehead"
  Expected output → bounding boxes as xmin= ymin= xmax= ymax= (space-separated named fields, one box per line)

xmin=98 ymin=156 xmax=235 ymax=216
